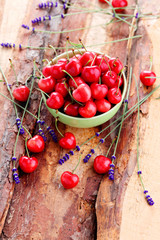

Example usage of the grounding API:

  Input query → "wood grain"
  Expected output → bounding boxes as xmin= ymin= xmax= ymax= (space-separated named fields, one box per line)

xmin=0 ymin=0 xmax=160 ymax=239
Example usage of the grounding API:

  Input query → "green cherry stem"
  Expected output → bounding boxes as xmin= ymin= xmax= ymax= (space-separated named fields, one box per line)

xmin=25 ymin=138 xmax=30 ymax=158
xmin=55 ymin=117 xmax=64 ymax=138
xmin=62 ymin=70 xmax=78 ymax=88
xmin=9 ymin=59 xmax=19 ymax=86
xmin=72 ymin=156 xmax=81 ymax=174
xmin=105 ymin=137 xmax=117 ymax=157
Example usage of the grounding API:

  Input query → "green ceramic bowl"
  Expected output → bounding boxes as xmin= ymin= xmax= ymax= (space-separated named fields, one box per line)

xmin=43 ymin=50 xmax=127 ymax=128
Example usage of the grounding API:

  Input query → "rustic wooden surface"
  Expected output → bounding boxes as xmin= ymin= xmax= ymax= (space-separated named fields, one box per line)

xmin=0 ymin=0 xmax=160 ymax=239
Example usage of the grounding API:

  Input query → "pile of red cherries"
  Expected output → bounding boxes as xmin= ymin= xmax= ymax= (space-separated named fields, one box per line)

xmin=38 ymin=51 xmax=124 ymax=118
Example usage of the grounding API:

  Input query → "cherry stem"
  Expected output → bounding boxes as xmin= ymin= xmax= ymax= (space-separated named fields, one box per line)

xmin=134 ymin=73 xmax=145 ymax=191
xmin=55 ymin=117 xmax=64 ymax=138
xmin=72 ymin=156 xmax=81 ymax=174
xmin=36 ymin=88 xmax=50 ymax=98
xmin=79 ymin=38 xmax=87 ymax=51
xmin=91 ymin=55 xmax=96 ymax=66
xmin=9 ymin=59 xmax=19 ymax=86
xmin=38 ymin=97 xmax=43 ymax=128
xmin=66 ymin=37 xmax=83 ymax=55
xmin=25 ymin=138 xmax=30 ymax=158
xmin=49 ymin=45 xmax=58 ymax=63
xmin=62 ymin=70 xmax=78 ymax=88
xmin=99 ymin=77 xmax=101 ymax=85
xmin=42 ymin=59 xmax=50 ymax=64
xmin=66 ymin=39 xmax=70 ymax=61
xmin=105 ymin=137 xmax=117 ymax=158
xmin=149 ymin=56 xmax=153 ymax=71
xmin=25 ymin=74 xmax=34 ymax=86
xmin=34 ymin=62 xmax=45 ymax=78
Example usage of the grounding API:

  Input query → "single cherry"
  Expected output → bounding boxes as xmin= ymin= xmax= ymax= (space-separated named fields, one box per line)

xmin=46 ymin=92 xmax=64 ymax=109
xmin=38 ymin=76 xmax=56 ymax=93
xmin=140 ymin=71 xmax=156 ymax=86
xmin=79 ymin=100 xmax=97 ymax=118
xmin=102 ymin=71 xmax=123 ymax=88
xmin=90 ymin=83 xmax=108 ymax=100
xmin=95 ymin=55 xmax=109 ymax=73
xmin=72 ymin=83 xmax=91 ymax=103
xmin=81 ymin=65 xmax=101 ymax=83
xmin=50 ymin=62 xmax=66 ymax=79
xmin=19 ymin=156 xmax=38 ymax=173
xmin=94 ymin=155 xmax=111 ymax=174
xmin=27 ymin=135 xmax=45 ymax=153
xmin=68 ymin=76 xmax=85 ymax=89
xmin=42 ymin=65 xmax=52 ymax=77
xmin=107 ymin=87 xmax=122 ymax=104
xmin=13 ymin=86 xmax=30 ymax=102
xmin=108 ymin=58 xmax=123 ymax=74
xmin=95 ymin=99 xmax=111 ymax=113
xmin=61 ymin=171 xmax=79 ymax=189
xmin=64 ymin=101 xmax=79 ymax=117
xmin=112 ymin=0 xmax=128 ymax=13
xmin=55 ymin=82 xmax=69 ymax=97
xmin=59 ymin=132 xmax=76 ymax=149
xmin=65 ymin=59 xmax=82 ymax=77
xmin=79 ymin=51 xmax=96 ymax=66
xmin=58 ymin=58 xmax=68 ymax=65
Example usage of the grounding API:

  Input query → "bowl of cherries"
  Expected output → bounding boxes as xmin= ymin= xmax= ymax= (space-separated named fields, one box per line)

xmin=40 ymin=49 xmax=127 ymax=128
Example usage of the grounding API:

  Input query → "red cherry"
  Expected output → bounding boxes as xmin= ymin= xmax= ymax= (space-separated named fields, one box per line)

xmin=70 ymin=54 xmax=82 ymax=60
xmin=13 ymin=86 xmax=30 ymax=102
xmin=38 ymin=76 xmax=56 ymax=93
xmin=42 ymin=65 xmax=52 ymax=77
xmin=58 ymin=58 xmax=68 ymax=65
xmin=46 ymin=92 xmax=64 ymax=109
xmin=102 ymin=71 xmax=123 ymax=88
xmin=140 ymin=71 xmax=156 ymax=86
xmin=65 ymin=59 xmax=82 ymax=77
xmin=50 ymin=62 xmax=66 ymax=79
xmin=55 ymin=82 xmax=69 ymax=97
xmin=79 ymin=51 xmax=96 ymax=66
xmin=61 ymin=171 xmax=79 ymax=189
xmin=27 ymin=135 xmax=45 ymax=153
xmin=108 ymin=58 xmax=123 ymax=74
xmin=72 ymin=83 xmax=91 ymax=103
xmin=95 ymin=55 xmax=109 ymax=73
xmin=107 ymin=87 xmax=122 ymax=104
xmin=90 ymin=83 xmax=108 ymax=100
xmin=112 ymin=0 xmax=128 ymax=13
xmin=99 ymin=0 xmax=109 ymax=3
xmin=68 ymin=76 xmax=85 ymax=89
xmin=81 ymin=65 xmax=101 ymax=83
xmin=19 ymin=156 xmax=38 ymax=173
xmin=79 ymin=100 xmax=97 ymax=118
xmin=95 ymin=99 xmax=111 ymax=113
xmin=64 ymin=101 xmax=79 ymax=117
xmin=94 ymin=155 xmax=111 ymax=174
xmin=59 ymin=132 xmax=76 ymax=149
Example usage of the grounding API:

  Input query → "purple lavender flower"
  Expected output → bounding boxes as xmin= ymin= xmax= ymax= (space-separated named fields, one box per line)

xmin=38 ymin=128 xmax=47 ymax=142
xmin=16 ymin=118 xmax=25 ymax=135
xmin=47 ymin=126 xmax=58 ymax=142
xmin=38 ymin=1 xmax=54 ymax=9
xmin=13 ymin=171 xmax=20 ymax=184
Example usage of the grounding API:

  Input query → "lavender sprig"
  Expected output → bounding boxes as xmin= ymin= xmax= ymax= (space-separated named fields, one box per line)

xmin=47 ymin=126 xmax=58 ymax=143
xmin=12 ymin=159 xmax=20 ymax=184
xmin=16 ymin=118 xmax=25 ymax=135
xmin=38 ymin=1 xmax=55 ymax=9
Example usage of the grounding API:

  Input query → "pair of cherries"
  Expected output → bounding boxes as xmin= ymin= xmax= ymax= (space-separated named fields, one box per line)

xmin=40 ymin=51 xmax=124 ymax=119
xmin=61 ymin=155 xmax=111 ymax=189
xmin=99 ymin=0 xmax=128 ymax=13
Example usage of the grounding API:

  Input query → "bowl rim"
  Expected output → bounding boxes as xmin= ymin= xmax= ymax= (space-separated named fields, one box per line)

xmin=43 ymin=49 xmax=127 ymax=122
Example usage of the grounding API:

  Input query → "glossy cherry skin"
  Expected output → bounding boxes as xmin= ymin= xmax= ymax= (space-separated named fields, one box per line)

xmin=46 ymin=92 xmax=64 ymax=109
xmin=55 ymin=82 xmax=69 ymax=97
xmin=107 ymin=87 xmax=122 ymax=104
xmin=58 ymin=58 xmax=68 ymax=65
xmin=50 ymin=62 xmax=66 ymax=79
xmin=81 ymin=65 xmax=101 ymax=83
xmin=95 ymin=99 xmax=111 ymax=113
xmin=59 ymin=132 xmax=76 ymax=149
xmin=64 ymin=101 xmax=79 ymax=117
xmin=90 ymin=83 xmax=108 ymax=100
xmin=112 ymin=0 xmax=128 ymax=13
xmin=65 ymin=59 xmax=82 ymax=77
xmin=79 ymin=100 xmax=97 ymax=118
xmin=72 ymin=83 xmax=91 ymax=103
xmin=19 ymin=156 xmax=38 ymax=173
xmin=68 ymin=76 xmax=85 ymax=89
xmin=42 ymin=65 xmax=52 ymax=77
xmin=140 ymin=71 xmax=156 ymax=86
xmin=27 ymin=135 xmax=45 ymax=153
xmin=79 ymin=51 xmax=96 ymax=66
xmin=94 ymin=155 xmax=111 ymax=174
xmin=38 ymin=76 xmax=56 ymax=93
xmin=102 ymin=71 xmax=123 ymax=88
xmin=108 ymin=58 xmax=123 ymax=74
xmin=13 ymin=86 xmax=30 ymax=102
xmin=61 ymin=171 xmax=79 ymax=189
xmin=95 ymin=55 xmax=109 ymax=73
xmin=70 ymin=54 xmax=82 ymax=60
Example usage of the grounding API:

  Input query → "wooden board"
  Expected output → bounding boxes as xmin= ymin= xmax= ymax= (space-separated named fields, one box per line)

xmin=0 ymin=0 xmax=160 ymax=239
